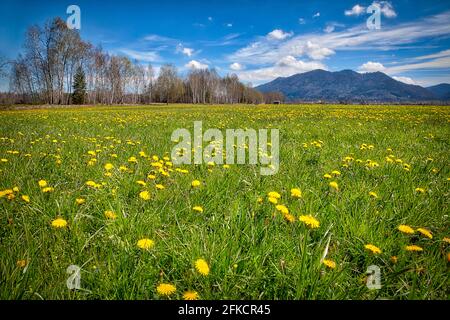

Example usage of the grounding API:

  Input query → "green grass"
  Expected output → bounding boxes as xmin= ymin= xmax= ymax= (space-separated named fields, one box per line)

xmin=0 ymin=104 xmax=449 ymax=300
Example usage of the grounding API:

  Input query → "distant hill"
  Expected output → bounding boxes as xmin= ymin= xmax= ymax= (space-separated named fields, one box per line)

xmin=426 ymin=83 xmax=450 ymax=100
xmin=256 ymin=69 xmax=446 ymax=103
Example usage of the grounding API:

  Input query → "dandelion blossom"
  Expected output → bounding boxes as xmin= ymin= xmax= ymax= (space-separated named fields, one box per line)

xmin=139 ymin=191 xmax=151 ymax=201
xmin=329 ymin=181 xmax=339 ymax=191
xmin=267 ymin=191 xmax=281 ymax=199
xmin=365 ymin=244 xmax=381 ymax=254
xmin=191 ymin=180 xmax=201 ymax=188
xmin=193 ymin=206 xmax=204 ymax=213
xmin=368 ymin=191 xmax=378 ymax=199
xmin=38 ymin=180 xmax=47 ymax=188
xmin=398 ymin=224 xmax=415 ymax=234
xmin=268 ymin=197 xmax=278 ymax=204
xmin=42 ymin=187 xmax=54 ymax=193
xmin=137 ymin=238 xmax=154 ymax=250
xmin=416 ymin=228 xmax=432 ymax=239
xmin=51 ymin=218 xmax=67 ymax=228
xmin=76 ymin=198 xmax=85 ymax=205
xmin=290 ymin=188 xmax=302 ymax=198
xmin=104 ymin=163 xmax=114 ymax=171
xmin=415 ymin=187 xmax=426 ymax=194
xmin=155 ymin=184 xmax=165 ymax=190
xmin=405 ymin=245 xmax=423 ymax=252
xmin=104 ymin=210 xmax=117 ymax=220
xmin=156 ymin=283 xmax=176 ymax=296
xmin=299 ymin=215 xmax=320 ymax=229
xmin=183 ymin=291 xmax=199 ymax=300
xmin=195 ymin=259 xmax=210 ymax=276
xmin=322 ymin=259 xmax=336 ymax=269
xmin=21 ymin=195 xmax=30 ymax=203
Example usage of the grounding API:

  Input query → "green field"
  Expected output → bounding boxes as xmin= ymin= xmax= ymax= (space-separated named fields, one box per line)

xmin=0 ymin=104 xmax=449 ymax=300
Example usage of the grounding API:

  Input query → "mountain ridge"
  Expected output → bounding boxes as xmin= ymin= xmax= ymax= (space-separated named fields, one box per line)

xmin=256 ymin=69 xmax=449 ymax=103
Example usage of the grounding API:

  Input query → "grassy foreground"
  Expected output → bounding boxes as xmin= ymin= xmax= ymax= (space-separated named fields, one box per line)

xmin=0 ymin=104 xmax=449 ymax=300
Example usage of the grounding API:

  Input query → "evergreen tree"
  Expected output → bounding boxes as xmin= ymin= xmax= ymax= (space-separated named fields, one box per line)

xmin=72 ymin=65 xmax=86 ymax=104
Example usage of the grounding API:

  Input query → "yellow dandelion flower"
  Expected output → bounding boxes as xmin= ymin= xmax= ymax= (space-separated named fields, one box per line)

xmin=268 ymin=197 xmax=278 ymax=204
xmin=104 ymin=210 xmax=117 ymax=220
xmin=275 ymin=204 xmax=289 ymax=215
xmin=157 ymin=283 xmax=176 ymax=296
xmin=195 ymin=259 xmax=210 ymax=276
xmin=368 ymin=191 xmax=378 ymax=199
xmin=128 ymin=157 xmax=137 ymax=163
xmin=76 ymin=198 xmax=85 ymax=205
xmin=137 ymin=238 xmax=154 ymax=250
xmin=299 ymin=215 xmax=320 ymax=229
xmin=51 ymin=218 xmax=67 ymax=228
xmin=193 ymin=206 xmax=204 ymax=213
xmin=290 ymin=188 xmax=302 ymax=198
xmin=283 ymin=213 xmax=296 ymax=223
xmin=390 ymin=256 xmax=398 ymax=264
xmin=331 ymin=170 xmax=341 ymax=176
xmin=329 ymin=181 xmax=339 ymax=191
xmin=147 ymin=174 xmax=156 ymax=180
xmin=183 ymin=291 xmax=199 ymax=300
xmin=257 ymin=197 xmax=263 ymax=204
xmin=21 ymin=195 xmax=30 ymax=203
xmin=223 ymin=164 xmax=230 ymax=169
xmin=13 ymin=186 xmax=19 ymax=192
xmin=139 ymin=191 xmax=151 ymax=201
xmin=42 ymin=187 xmax=54 ymax=193
xmin=398 ymin=224 xmax=415 ymax=234
xmin=323 ymin=173 xmax=332 ymax=179
xmin=104 ymin=163 xmax=114 ymax=171
xmin=191 ymin=180 xmax=201 ymax=188
xmin=443 ymin=237 xmax=450 ymax=244
xmin=415 ymin=187 xmax=426 ymax=194
xmin=416 ymin=228 xmax=433 ymax=239
xmin=136 ymin=180 xmax=146 ymax=187
xmin=155 ymin=184 xmax=165 ymax=190
xmin=38 ymin=180 xmax=47 ymax=188
xmin=268 ymin=191 xmax=281 ymax=199
xmin=405 ymin=245 xmax=423 ymax=252
xmin=322 ymin=259 xmax=336 ymax=269
xmin=365 ymin=244 xmax=382 ymax=254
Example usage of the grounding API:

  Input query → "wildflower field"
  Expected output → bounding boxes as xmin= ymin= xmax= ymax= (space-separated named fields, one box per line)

xmin=0 ymin=104 xmax=449 ymax=300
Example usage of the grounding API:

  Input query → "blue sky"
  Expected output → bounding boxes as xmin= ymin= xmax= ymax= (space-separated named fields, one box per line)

xmin=1 ymin=0 xmax=450 ymax=89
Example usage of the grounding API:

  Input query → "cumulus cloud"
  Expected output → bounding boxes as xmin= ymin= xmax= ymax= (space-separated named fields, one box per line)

xmin=230 ymin=62 xmax=243 ymax=71
xmin=345 ymin=4 xmax=365 ymax=16
xmin=298 ymin=18 xmax=306 ymax=25
xmin=176 ymin=44 xmax=195 ymax=57
xmin=345 ymin=2 xmax=397 ymax=18
xmin=267 ymin=29 xmax=293 ymax=40
xmin=358 ymin=61 xmax=386 ymax=72
xmin=185 ymin=60 xmax=208 ymax=69
xmin=313 ymin=12 xmax=320 ymax=18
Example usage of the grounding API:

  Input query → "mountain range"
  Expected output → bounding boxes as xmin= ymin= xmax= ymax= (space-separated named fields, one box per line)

xmin=256 ymin=69 xmax=450 ymax=103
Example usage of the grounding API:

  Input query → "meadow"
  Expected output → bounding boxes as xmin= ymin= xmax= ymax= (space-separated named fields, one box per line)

xmin=0 ymin=104 xmax=449 ymax=300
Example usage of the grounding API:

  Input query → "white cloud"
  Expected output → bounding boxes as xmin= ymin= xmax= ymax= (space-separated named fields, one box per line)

xmin=185 ymin=60 xmax=208 ymax=70
xmin=313 ymin=12 xmax=320 ymax=18
xmin=376 ymin=1 xmax=397 ymax=18
xmin=228 ymin=11 xmax=450 ymax=66
xmin=230 ymin=62 xmax=243 ymax=71
xmin=176 ymin=44 xmax=195 ymax=57
xmin=324 ymin=23 xmax=345 ymax=34
xmin=298 ymin=18 xmax=306 ymax=25
xmin=267 ymin=29 xmax=293 ymax=40
xmin=358 ymin=61 xmax=386 ymax=72
xmin=226 ymin=23 xmax=233 ymax=27
xmin=236 ymin=56 xmax=326 ymax=83
xmin=392 ymin=76 xmax=416 ymax=85
xmin=208 ymin=16 xmax=213 ymax=21
xmin=345 ymin=4 xmax=365 ymax=16
xmin=345 ymin=2 xmax=397 ymax=18
xmin=120 ymin=49 xmax=160 ymax=62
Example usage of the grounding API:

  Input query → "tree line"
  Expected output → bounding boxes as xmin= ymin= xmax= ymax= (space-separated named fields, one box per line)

xmin=1 ymin=17 xmax=284 ymax=105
